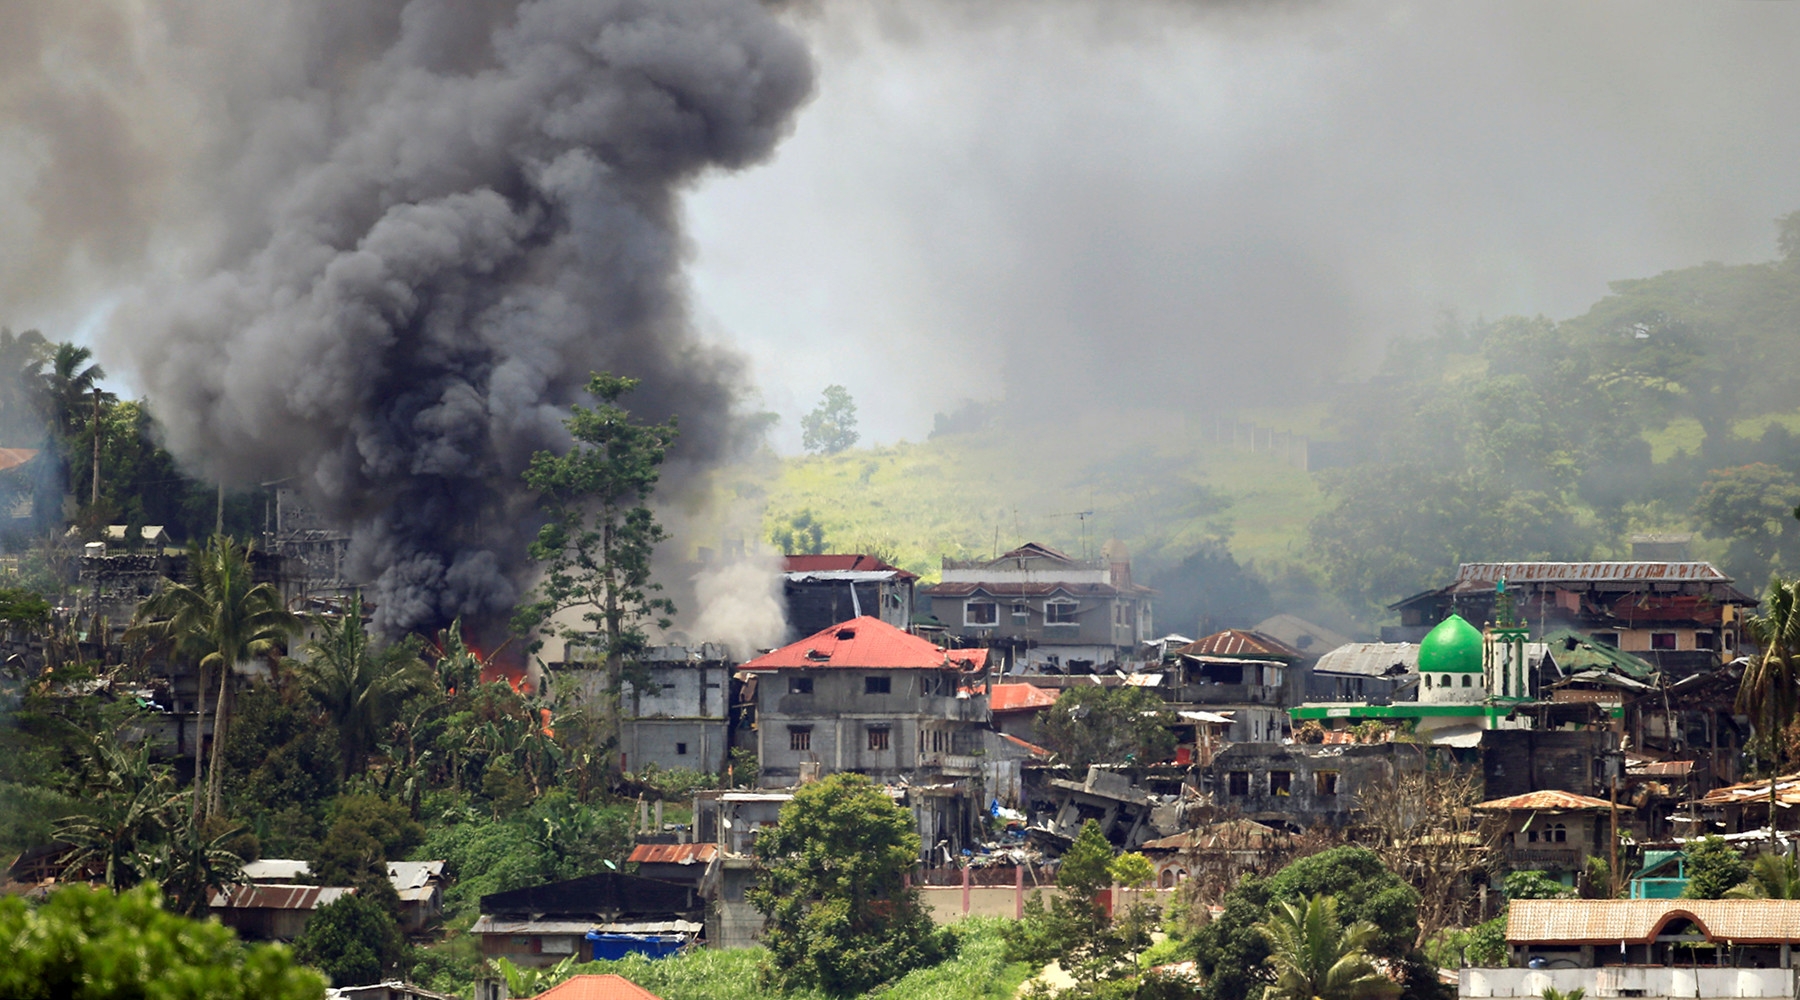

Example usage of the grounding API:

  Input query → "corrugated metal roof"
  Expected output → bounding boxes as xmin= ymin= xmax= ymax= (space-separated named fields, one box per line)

xmin=1177 ymin=630 xmax=1304 ymax=661
xmin=627 ymin=843 xmax=719 ymax=866
xmin=470 ymin=916 xmax=598 ymax=935
xmin=1453 ymin=562 xmax=1732 ymax=587
xmin=739 ymin=617 xmax=988 ymax=672
xmin=1313 ymin=642 xmax=1419 ymax=678
xmin=1508 ymin=899 xmax=1800 ymax=944
xmin=781 ymin=555 xmax=917 ymax=580
xmin=1473 ymin=790 xmax=1614 ymax=812
xmin=210 ymin=884 xmax=353 ymax=910
xmin=1696 ymin=773 xmax=1800 ymax=806
xmin=999 ymin=732 xmax=1052 ymax=758
xmin=241 ymin=859 xmax=312 ymax=882
xmin=988 ymin=683 xmax=1060 ymax=713
xmin=387 ymin=860 xmax=445 ymax=890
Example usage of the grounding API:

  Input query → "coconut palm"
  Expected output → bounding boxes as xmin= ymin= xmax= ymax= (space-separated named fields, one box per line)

xmin=132 ymin=534 xmax=300 ymax=821
xmin=1724 ymin=852 xmax=1800 ymax=899
xmin=300 ymin=593 xmax=430 ymax=780
xmin=1257 ymin=894 xmax=1401 ymax=1000
xmin=0 ymin=327 xmax=50 ymax=422
xmin=1738 ymin=577 xmax=1800 ymax=840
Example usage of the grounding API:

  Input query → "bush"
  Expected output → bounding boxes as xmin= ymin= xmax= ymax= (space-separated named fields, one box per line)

xmin=0 ymin=882 xmax=325 ymax=999
xmin=293 ymin=893 xmax=404 ymax=987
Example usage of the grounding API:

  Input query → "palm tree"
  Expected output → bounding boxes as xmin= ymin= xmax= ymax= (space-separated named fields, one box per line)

xmin=1724 ymin=853 xmax=1800 ymax=899
xmin=300 ymin=593 xmax=429 ymax=780
xmin=1541 ymin=988 xmax=1587 ymax=1000
xmin=149 ymin=818 xmax=247 ymax=917
xmin=1257 ymin=894 xmax=1401 ymax=1000
xmin=132 ymin=534 xmax=300 ymax=821
xmin=53 ymin=734 xmax=182 ymax=892
xmin=43 ymin=342 xmax=108 ymax=439
xmin=1738 ymin=577 xmax=1800 ymax=841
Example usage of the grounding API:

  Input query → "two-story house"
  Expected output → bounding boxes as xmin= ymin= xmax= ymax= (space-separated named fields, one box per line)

xmin=919 ymin=541 xmax=1153 ymax=673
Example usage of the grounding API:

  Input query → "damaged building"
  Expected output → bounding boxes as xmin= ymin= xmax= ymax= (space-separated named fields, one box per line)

xmin=781 ymin=554 xmax=916 ymax=640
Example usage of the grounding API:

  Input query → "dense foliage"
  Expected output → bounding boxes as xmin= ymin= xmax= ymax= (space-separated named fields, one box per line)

xmin=292 ymin=893 xmax=405 ymax=988
xmin=1682 ymin=837 xmax=1751 ymax=900
xmin=0 ymin=882 xmax=325 ymax=1000
xmin=1039 ymin=686 xmax=1177 ymax=769
xmin=750 ymin=772 xmax=953 ymax=995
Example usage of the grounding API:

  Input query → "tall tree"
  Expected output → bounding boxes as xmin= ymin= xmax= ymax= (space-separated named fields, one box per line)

xmin=749 ymin=772 xmax=950 ymax=995
xmin=133 ymin=535 xmax=300 ymax=821
xmin=0 ymin=327 xmax=50 ymax=439
xmin=1724 ymin=852 xmax=1800 ymax=899
xmin=1738 ymin=577 xmax=1800 ymax=841
xmin=513 ymin=372 xmax=677 ymax=720
xmin=301 ymin=593 xmax=429 ymax=779
xmin=42 ymin=342 xmax=107 ymax=440
xmin=800 ymin=384 xmax=859 ymax=455
xmin=1257 ymin=895 xmax=1401 ymax=1000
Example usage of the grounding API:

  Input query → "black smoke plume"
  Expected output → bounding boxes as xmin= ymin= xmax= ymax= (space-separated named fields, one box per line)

xmin=104 ymin=0 xmax=813 ymax=633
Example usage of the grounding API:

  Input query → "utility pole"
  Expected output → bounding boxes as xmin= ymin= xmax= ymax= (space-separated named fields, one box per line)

xmin=90 ymin=387 xmax=102 ymax=507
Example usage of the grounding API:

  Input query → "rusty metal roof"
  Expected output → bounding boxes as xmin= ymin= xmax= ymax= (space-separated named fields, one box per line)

xmin=209 ymin=884 xmax=353 ymax=910
xmin=1508 ymin=899 xmax=1800 ymax=944
xmin=988 ymin=683 xmax=1060 ymax=713
xmin=1177 ymin=630 xmax=1304 ymax=661
xmin=626 ymin=843 xmax=719 ymax=866
xmin=1473 ymin=790 xmax=1614 ymax=812
xmin=1451 ymin=562 xmax=1731 ymax=589
xmin=1695 ymin=773 xmax=1800 ymax=806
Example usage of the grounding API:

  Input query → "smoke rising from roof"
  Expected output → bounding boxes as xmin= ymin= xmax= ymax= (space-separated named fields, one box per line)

xmin=1 ymin=0 xmax=812 ymax=634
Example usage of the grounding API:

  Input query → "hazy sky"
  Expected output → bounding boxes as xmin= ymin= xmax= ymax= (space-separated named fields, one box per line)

xmin=683 ymin=0 xmax=1800 ymax=450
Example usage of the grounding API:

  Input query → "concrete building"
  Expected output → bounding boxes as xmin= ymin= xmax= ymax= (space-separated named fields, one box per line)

xmin=1473 ymin=790 xmax=1617 ymax=875
xmin=781 ymin=554 xmax=917 ymax=640
xmin=920 ymin=541 xmax=1154 ymax=672
xmin=1200 ymin=740 xmax=1429 ymax=831
xmin=549 ymin=644 xmax=733 ymax=777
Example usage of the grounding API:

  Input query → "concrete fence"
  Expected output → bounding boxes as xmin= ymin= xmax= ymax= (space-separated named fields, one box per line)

xmin=1460 ymin=968 xmax=1796 ymax=1000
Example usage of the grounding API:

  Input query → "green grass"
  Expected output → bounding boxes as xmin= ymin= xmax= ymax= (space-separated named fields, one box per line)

xmin=563 ymin=919 xmax=1033 ymax=1000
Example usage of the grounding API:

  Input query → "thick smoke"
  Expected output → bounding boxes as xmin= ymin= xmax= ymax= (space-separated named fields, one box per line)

xmin=5 ymin=0 xmax=812 ymax=634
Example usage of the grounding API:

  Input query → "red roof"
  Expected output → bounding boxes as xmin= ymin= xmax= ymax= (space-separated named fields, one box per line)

xmin=532 ymin=975 xmax=663 ymax=1000
xmin=740 ymin=617 xmax=988 ymax=672
xmin=988 ymin=683 xmax=1060 ymax=713
xmin=782 ymin=554 xmax=918 ymax=581
xmin=1178 ymin=630 xmax=1304 ymax=661
xmin=0 ymin=448 xmax=37 ymax=473
xmin=1473 ymin=790 xmax=1614 ymax=811
xmin=1000 ymin=732 xmax=1053 ymax=758
xmin=627 ymin=843 xmax=719 ymax=865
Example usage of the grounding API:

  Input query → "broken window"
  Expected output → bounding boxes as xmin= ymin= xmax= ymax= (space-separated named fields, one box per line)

xmin=1651 ymin=632 xmax=1677 ymax=650
xmin=1315 ymin=771 xmax=1339 ymax=796
xmin=789 ymin=677 xmax=813 ymax=695
xmin=966 ymin=601 xmax=997 ymax=626
xmin=1045 ymin=601 xmax=1079 ymax=625
xmin=789 ymin=728 xmax=812 ymax=752
xmin=1228 ymin=771 xmax=1249 ymax=796
xmin=864 ymin=675 xmax=891 ymax=695
xmin=1270 ymin=771 xmax=1292 ymax=796
xmin=867 ymin=727 xmax=890 ymax=751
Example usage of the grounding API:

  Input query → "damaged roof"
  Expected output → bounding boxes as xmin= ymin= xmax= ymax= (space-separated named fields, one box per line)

xmin=626 ymin=843 xmax=719 ymax=866
xmin=988 ymin=683 xmax=1060 ymax=712
xmin=1313 ymin=642 xmax=1419 ymax=678
xmin=1540 ymin=629 xmax=1658 ymax=682
xmin=1508 ymin=899 xmax=1800 ymax=944
xmin=739 ymin=616 xmax=988 ymax=672
xmin=1694 ymin=772 xmax=1800 ymax=807
xmin=1453 ymin=562 xmax=1733 ymax=588
xmin=782 ymin=554 xmax=917 ymax=579
xmin=1178 ymin=630 xmax=1304 ymax=661
xmin=210 ymin=884 xmax=353 ymax=910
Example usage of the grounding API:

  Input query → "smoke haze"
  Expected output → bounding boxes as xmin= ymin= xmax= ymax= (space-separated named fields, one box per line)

xmin=684 ymin=1 xmax=1800 ymax=448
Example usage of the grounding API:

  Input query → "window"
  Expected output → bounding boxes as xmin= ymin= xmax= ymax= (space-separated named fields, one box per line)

xmin=1045 ymin=601 xmax=1079 ymax=625
xmin=676 ymin=742 xmax=688 ymax=756
xmin=1423 ymin=674 xmax=1432 ymax=688
xmin=1695 ymin=631 xmax=1717 ymax=650
xmin=1270 ymin=771 xmax=1292 ymax=796
xmin=865 ymin=676 xmax=891 ymax=695
xmin=1591 ymin=632 xmax=1619 ymax=648
xmin=868 ymin=727 xmax=890 ymax=751
xmin=1462 ymin=675 xmax=1472 ymax=687
xmin=1012 ymin=602 xmax=1029 ymax=620
xmin=1227 ymin=771 xmax=1249 ymax=796
xmin=1113 ymin=603 xmax=1125 ymax=625
xmin=789 ymin=677 xmax=813 ymax=694
xmin=966 ymin=601 xmax=997 ymax=626
xmin=1552 ymin=823 xmax=1567 ymax=844
xmin=1651 ymin=632 xmax=1678 ymax=651
xmin=1315 ymin=771 xmax=1339 ymax=796
xmin=788 ymin=728 xmax=811 ymax=752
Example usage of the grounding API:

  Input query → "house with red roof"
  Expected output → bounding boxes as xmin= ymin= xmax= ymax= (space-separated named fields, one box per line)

xmin=780 ymin=553 xmax=918 ymax=640
xmin=919 ymin=540 xmax=1153 ymax=673
xmin=986 ymin=682 xmax=1060 ymax=743
xmin=739 ymin=616 xmax=991 ymax=857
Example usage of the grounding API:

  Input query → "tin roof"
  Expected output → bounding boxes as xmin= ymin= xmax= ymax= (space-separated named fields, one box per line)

xmin=782 ymin=555 xmax=917 ymax=581
xmin=627 ymin=843 xmax=719 ymax=866
xmin=1177 ymin=630 xmax=1304 ymax=661
xmin=1695 ymin=772 xmax=1800 ymax=807
xmin=739 ymin=617 xmax=988 ymax=672
xmin=1313 ymin=642 xmax=1419 ymax=678
xmin=998 ymin=732 xmax=1053 ymax=758
xmin=988 ymin=683 xmax=1060 ymax=713
xmin=209 ymin=884 xmax=353 ymax=910
xmin=1451 ymin=562 xmax=1732 ymax=589
xmin=530 ymin=974 xmax=664 ymax=1000
xmin=1507 ymin=899 xmax=1800 ymax=944
xmin=1473 ymin=790 xmax=1614 ymax=812
xmin=387 ymin=860 xmax=445 ymax=890
xmin=241 ymin=859 xmax=312 ymax=882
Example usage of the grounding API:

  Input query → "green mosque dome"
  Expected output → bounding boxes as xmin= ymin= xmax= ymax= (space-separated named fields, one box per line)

xmin=1419 ymin=614 xmax=1484 ymax=673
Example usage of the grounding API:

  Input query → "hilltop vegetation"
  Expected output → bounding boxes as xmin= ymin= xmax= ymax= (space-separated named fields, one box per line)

xmin=758 ymin=216 xmax=1800 ymax=631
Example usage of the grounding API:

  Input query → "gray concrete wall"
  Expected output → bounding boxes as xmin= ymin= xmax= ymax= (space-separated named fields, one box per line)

xmin=623 ymin=720 xmax=728 ymax=775
xmin=755 ymin=666 xmax=987 ymax=786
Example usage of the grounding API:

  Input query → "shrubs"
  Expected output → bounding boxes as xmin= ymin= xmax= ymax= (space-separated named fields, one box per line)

xmin=293 ymin=893 xmax=404 ymax=988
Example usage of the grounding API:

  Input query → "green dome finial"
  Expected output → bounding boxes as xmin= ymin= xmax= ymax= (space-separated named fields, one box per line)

xmin=1420 ymin=614 xmax=1484 ymax=673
